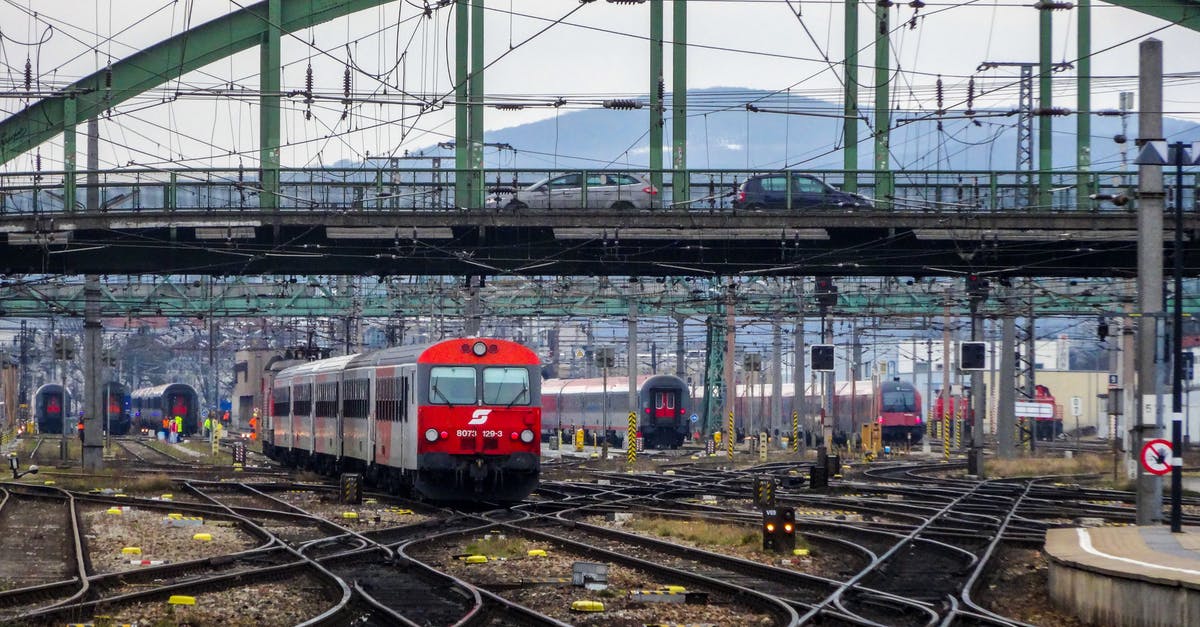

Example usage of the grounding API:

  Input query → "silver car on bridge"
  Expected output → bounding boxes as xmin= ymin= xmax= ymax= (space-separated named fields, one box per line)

xmin=500 ymin=172 xmax=659 ymax=209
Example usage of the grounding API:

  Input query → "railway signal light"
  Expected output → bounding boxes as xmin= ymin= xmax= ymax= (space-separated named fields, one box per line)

xmin=762 ymin=506 xmax=796 ymax=553
xmin=814 ymin=277 xmax=838 ymax=309
xmin=965 ymin=274 xmax=989 ymax=303
xmin=811 ymin=345 xmax=835 ymax=372
xmin=959 ymin=341 xmax=986 ymax=371
xmin=1097 ymin=317 xmax=1109 ymax=342
xmin=53 ymin=337 xmax=76 ymax=360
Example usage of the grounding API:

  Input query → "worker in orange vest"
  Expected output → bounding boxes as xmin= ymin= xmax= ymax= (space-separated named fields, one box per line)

xmin=248 ymin=414 xmax=258 ymax=441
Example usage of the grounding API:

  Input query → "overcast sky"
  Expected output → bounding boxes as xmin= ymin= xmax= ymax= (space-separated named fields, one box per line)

xmin=0 ymin=0 xmax=1197 ymax=171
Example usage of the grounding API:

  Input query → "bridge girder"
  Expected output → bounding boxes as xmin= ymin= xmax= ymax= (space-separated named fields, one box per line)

xmin=1104 ymin=0 xmax=1200 ymax=30
xmin=3 ymin=1 xmax=1199 ymax=167
xmin=0 ymin=0 xmax=396 ymax=166
xmin=0 ymin=275 xmax=1190 ymax=319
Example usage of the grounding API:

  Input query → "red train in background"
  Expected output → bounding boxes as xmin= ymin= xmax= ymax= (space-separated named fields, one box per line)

xmin=728 ymin=377 xmax=924 ymax=444
xmin=932 ymin=383 xmax=1061 ymax=441
xmin=265 ymin=338 xmax=541 ymax=502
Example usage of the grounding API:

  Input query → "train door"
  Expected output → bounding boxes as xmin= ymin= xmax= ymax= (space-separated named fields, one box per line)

xmin=44 ymin=390 xmax=64 ymax=433
xmin=648 ymin=386 xmax=681 ymax=448
xmin=169 ymin=393 xmax=188 ymax=435
xmin=399 ymin=366 xmax=416 ymax=471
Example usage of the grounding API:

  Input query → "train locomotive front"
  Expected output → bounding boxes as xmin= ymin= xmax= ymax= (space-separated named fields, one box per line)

xmin=409 ymin=339 xmax=541 ymax=501
xmin=876 ymin=378 xmax=923 ymax=443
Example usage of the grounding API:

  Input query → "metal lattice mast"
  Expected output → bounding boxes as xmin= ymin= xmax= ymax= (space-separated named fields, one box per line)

xmin=650 ymin=1 xmax=663 ymax=207
xmin=1017 ymin=65 xmax=1035 ymax=209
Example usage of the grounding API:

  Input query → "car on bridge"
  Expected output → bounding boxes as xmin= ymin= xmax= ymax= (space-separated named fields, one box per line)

xmin=733 ymin=173 xmax=872 ymax=210
xmin=495 ymin=172 xmax=659 ymax=209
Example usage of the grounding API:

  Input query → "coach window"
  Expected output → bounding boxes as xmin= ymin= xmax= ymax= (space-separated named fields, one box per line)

xmin=272 ymin=387 xmax=290 ymax=417
xmin=483 ymin=367 xmax=530 ymax=405
xmin=429 ymin=366 xmax=476 ymax=405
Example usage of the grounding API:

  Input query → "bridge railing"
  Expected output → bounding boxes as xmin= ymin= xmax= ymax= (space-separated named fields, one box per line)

xmin=0 ymin=167 xmax=1191 ymax=215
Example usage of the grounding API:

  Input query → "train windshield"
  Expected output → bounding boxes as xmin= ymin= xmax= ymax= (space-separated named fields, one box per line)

xmin=46 ymin=395 xmax=62 ymax=415
xmin=483 ymin=367 xmax=530 ymax=406
xmin=429 ymin=366 xmax=477 ymax=405
xmin=881 ymin=390 xmax=916 ymax=412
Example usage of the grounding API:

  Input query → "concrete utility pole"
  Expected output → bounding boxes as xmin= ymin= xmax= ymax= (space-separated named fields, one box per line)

xmin=772 ymin=320 xmax=783 ymax=437
xmin=794 ymin=312 xmax=806 ymax=453
xmin=998 ymin=306 xmax=1017 ymax=458
xmin=82 ymin=115 xmax=103 ymax=472
xmin=724 ymin=286 xmax=737 ymax=447
xmin=823 ymin=316 xmax=834 ymax=449
xmin=942 ymin=295 xmax=953 ymax=445
xmin=1135 ymin=38 xmax=1165 ymax=525
xmin=627 ymin=296 xmax=639 ymax=443
xmin=674 ymin=315 xmax=686 ymax=380
xmin=970 ymin=313 xmax=986 ymax=476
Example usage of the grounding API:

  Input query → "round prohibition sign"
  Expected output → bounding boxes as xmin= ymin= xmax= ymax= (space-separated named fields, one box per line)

xmin=1140 ymin=438 xmax=1173 ymax=476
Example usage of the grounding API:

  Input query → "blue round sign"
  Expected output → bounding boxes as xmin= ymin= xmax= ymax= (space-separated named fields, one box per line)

xmin=690 ymin=414 xmax=699 ymax=423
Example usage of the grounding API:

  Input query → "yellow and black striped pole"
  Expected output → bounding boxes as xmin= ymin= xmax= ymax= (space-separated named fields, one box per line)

xmin=726 ymin=410 xmax=735 ymax=461
xmin=943 ymin=406 xmax=951 ymax=461
xmin=626 ymin=411 xmax=637 ymax=468
xmin=954 ymin=404 xmax=963 ymax=450
xmin=791 ymin=410 xmax=799 ymax=453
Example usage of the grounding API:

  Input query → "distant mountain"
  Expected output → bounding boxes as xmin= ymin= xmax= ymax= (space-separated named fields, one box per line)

xmin=447 ymin=87 xmax=1200 ymax=174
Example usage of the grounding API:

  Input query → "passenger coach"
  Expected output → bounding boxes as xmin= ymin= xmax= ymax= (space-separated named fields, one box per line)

xmin=34 ymin=383 xmax=72 ymax=434
xmin=267 ymin=338 xmax=541 ymax=502
xmin=131 ymin=383 xmax=201 ymax=435
xmin=541 ymin=374 xmax=691 ymax=449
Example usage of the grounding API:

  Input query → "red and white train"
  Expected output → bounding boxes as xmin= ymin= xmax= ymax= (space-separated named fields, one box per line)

xmin=727 ymin=377 xmax=924 ymax=444
xmin=932 ymin=383 xmax=1061 ymax=441
xmin=264 ymin=338 xmax=542 ymax=502
xmin=541 ymin=374 xmax=691 ymax=449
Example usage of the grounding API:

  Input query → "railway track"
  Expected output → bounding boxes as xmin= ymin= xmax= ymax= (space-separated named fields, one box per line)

xmin=0 ymin=485 xmax=87 ymax=621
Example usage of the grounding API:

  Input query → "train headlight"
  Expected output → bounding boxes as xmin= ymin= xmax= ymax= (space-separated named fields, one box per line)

xmin=424 ymin=428 xmax=439 ymax=442
xmin=520 ymin=429 xmax=535 ymax=443
xmin=471 ymin=341 xmax=488 ymax=357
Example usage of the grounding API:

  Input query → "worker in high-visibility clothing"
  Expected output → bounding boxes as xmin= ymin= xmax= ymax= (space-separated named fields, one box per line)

xmin=174 ymin=415 xmax=183 ymax=438
xmin=203 ymin=416 xmax=212 ymax=437
xmin=248 ymin=414 xmax=258 ymax=441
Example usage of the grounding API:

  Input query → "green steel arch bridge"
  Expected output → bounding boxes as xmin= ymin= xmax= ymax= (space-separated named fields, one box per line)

xmin=0 ymin=0 xmax=1197 ymax=279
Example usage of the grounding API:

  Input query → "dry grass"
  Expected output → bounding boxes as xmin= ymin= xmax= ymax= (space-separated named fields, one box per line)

xmin=33 ymin=469 xmax=173 ymax=493
xmin=464 ymin=531 xmax=531 ymax=558
xmin=985 ymin=453 xmax=1112 ymax=478
xmin=626 ymin=515 xmax=808 ymax=553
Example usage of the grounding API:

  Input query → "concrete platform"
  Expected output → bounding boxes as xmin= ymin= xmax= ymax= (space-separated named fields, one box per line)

xmin=1045 ymin=525 xmax=1200 ymax=626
